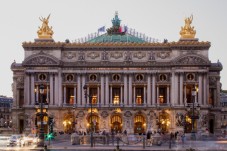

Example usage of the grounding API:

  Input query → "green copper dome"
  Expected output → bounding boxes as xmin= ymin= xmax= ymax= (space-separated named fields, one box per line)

xmin=86 ymin=12 xmax=146 ymax=43
xmin=87 ymin=33 xmax=146 ymax=43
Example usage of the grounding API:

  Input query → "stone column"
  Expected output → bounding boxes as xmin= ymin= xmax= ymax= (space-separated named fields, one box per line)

xmin=198 ymin=73 xmax=202 ymax=105
xmin=101 ymin=74 xmax=105 ymax=106
xmin=167 ymin=85 xmax=170 ymax=104
xmin=203 ymin=73 xmax=207 ymax=105
xmin=50 ymin=74 xmax=54 ymax=105
xmin=54 ymin=73 xmax=58 ymax=106
xmin=157 ymin=85 xmax=159 ymax=105
xmin=143 ymin=86 xmax=146 ymax=105
xmin=147 ymin=74 xmax=151 ymax=105
xmin=63 ymin=85 xmax=66 ymax=104
xmin=124 ymin=74 xmax=128 ymax=105
xmin=31 ymin=74 xmax=35 ymax=105
xmin=179 ymin=73 xmax=183 ymax=105
xmin=216 ymin=77 xmax=221 ymax=106
xmin=97 ymin=86 xmax=100 ymax=104
xmin=152 ymin=74 xmax=156 ymax=106
xmin=74 ymin=85 xmax=77 ymax=105
xmin=184 ymin=85 xmax=187 ymax=104
xmin=58 ymin=71 xmax=62 ymax=106
xmin=120 ymin=86 xmax=123 ymax=105
xmin=87 ymin=86 xmax=90 ymax=104
xmin=129 ymin=75 xmax=132 ymax=106
xmin=174 ymin=73 xmax=179 ymax=105
xmin=110 ymin=86 xmax=112 ymax=105
xmin=82 ymin=74 xmax=86 ymax=105
xmin=105 ymin=75 xmax=109 ymax=106
xmin=133 ymin=86 xmax=136 ymax=105
xmin=36 ymin=85 xmax=39 ymax=103
xmin=16 ymin=89 xmax=19 ymax=107
xmin=46 ymin=85 xmax=49 ymax=103
xmin=170 ymin=72 xmax=175 ymax=106
xmin=24 ymin=73 xmax=30 ymax=106
xmin=77 ymin=74 xmax=81 ymax=105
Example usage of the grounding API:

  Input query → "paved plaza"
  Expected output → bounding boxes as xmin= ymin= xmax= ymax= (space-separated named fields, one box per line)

xmin=1 ymin=134 xmax=227 ymax=151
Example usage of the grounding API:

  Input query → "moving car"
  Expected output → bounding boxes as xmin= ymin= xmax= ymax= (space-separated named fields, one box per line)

xmin=7 ymin=135 xmax=23 ymax=147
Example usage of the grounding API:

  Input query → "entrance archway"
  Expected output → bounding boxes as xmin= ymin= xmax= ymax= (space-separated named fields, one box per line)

xmin=111 ymin=115 xmax=122 ymax=133
xmin=184 ymin=111 xmax=198 ymax=133
xmin=134 ymin=114 xmax=146 ymax=134
xmin=158 ymin=111 xmax=170 ymax=133
xmin=63 ymin=112 xmax=75 ymax=133
xmin=87 ymin=114 xmax=99 ymax=133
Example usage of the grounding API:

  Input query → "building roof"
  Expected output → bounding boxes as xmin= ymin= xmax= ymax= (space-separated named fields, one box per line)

xmin=0 ymin=96 xmax=13 ymax=103
xmin=87 ymin=33 xmax=146 ymax=43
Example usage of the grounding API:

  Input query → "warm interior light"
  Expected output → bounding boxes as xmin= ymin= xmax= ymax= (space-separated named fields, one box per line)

xmin=113 ymin=95 xmax=120 ymax=104
xmin=136 ymin=95 xmax=142 ymax=104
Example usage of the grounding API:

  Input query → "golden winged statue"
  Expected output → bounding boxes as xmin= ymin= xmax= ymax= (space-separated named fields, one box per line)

xmin=37 ymin=14 xmax=54 ymax=39
xmin=180 ymin=15 xmax=196 ymax=39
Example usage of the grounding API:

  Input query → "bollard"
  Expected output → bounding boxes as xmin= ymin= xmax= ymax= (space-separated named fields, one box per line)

xmin=143 ymin=136 xmax=145 ymax=149
xmin=44 ymin=144 xmax=47 ymax=151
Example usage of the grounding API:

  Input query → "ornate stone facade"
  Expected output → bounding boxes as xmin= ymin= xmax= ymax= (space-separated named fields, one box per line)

xmin=11 ymin=15 xmax=223 ymax=135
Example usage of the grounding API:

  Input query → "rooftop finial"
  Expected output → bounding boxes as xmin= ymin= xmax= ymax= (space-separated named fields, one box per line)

xmin=115 ymin=11 xmax=118 ymax=16
xmin=180 ymin=15 xmax=196 ymax=39
xmin=37 ymin=14 xmax=54 ymax=39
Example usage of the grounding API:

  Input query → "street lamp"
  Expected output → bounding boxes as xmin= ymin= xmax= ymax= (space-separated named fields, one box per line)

xmin=191 ymin=87 xmax=196 ymax=140
xmin=83 ymin=85 xmax=93 ymax=147
xmin=37 ymin=84 xmax=45 ymax=147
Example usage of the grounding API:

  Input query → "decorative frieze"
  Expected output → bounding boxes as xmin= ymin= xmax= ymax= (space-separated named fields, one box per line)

xmin=64 ymin=52 xmax=76 ymax=59
xmin=87 ymin=52 xmax=100 ymax=59
xmin=157 ymin=52 xmax=170 ymax=59
xmin=133 ymin=51 xmax=146 ymax=59
xmin=110 ymin=52 xmax=123 ymax=59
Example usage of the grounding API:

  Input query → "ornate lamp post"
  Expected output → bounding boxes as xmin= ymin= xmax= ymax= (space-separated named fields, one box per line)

xmin=37 ymin=84 xmax=45 ymax=147
xmin=83 ymin=85 xmax=93 ymax=147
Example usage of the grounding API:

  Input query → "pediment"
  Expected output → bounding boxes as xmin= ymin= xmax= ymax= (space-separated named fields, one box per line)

xmin=22 ymin=52 xmax=61 ymax=66
xmin=173 ymin=54 xmax=210 ymax=65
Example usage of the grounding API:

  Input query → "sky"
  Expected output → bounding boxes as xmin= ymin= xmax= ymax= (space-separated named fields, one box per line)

xmin=0 ymin=0 xmax=227 ymax=97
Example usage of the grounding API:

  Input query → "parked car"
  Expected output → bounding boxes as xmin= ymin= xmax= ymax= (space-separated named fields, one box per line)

xmin=7 ymin=135 xmax=23 ymax=147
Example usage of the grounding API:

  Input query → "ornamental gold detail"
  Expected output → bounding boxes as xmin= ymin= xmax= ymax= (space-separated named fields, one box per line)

xmin=37 ymin=14 xmax=54 ymax=39
xmin=180 ymin=15 xmax=196 ymax=39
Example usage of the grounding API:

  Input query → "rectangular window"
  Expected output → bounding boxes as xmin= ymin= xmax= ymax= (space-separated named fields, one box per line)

xmin=112 ymin=88 xmax=121 ymax=104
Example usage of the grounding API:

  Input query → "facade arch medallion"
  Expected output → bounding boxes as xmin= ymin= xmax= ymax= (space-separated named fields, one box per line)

xmin=124 ymin=111 xmax=132 ymax=117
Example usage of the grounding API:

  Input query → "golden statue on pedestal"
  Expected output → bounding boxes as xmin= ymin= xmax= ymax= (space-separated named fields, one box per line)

xmin=180 ymin=15 xmax=196 ymax=39
xmin=37 ymin=14 xmax=54 ymax=39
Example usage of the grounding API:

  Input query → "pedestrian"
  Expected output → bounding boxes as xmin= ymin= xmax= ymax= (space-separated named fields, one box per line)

xmin=169 ymin=132 xmax=174 ymax=149
xmin=181 ymin=133 xmax=185 ymax=147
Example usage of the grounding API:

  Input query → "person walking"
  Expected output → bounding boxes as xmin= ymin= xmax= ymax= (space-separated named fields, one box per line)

xmin=181 ymin=133 xmax=185 ymax=147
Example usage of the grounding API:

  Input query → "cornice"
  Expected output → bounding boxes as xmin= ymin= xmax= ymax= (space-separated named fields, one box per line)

xmin=22 ymin=41 xmax=210 ymax=50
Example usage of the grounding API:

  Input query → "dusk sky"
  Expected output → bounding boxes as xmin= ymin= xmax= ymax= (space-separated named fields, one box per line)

xmin=0 ymin=0 xmax=226 ymax=97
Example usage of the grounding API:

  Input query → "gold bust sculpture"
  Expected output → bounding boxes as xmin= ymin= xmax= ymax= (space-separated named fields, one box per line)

xmin=180 ymin=15 xmax=196 ymax=39
xmin=37 ymin=14 xmax=54 ymax=39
